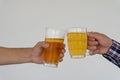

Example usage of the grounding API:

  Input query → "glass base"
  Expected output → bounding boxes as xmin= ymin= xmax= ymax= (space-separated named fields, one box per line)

xmin=71 ymin=55 xmax=85 ymax=59
xmin=44 ymin=63 xmax=58 ymax=68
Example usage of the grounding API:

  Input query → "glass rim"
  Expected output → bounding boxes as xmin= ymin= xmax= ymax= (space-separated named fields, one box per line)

xmin=67 ymin=27 xmax=87 ymax=32
xmin=45 ymin=27 xmax=65 ymax=38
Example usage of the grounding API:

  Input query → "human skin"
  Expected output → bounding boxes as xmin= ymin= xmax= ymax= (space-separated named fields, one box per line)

xmin=87 ymin=32 xmax=112 ymax=55
xmin=0 ymin=41 xmax=65 ymax=65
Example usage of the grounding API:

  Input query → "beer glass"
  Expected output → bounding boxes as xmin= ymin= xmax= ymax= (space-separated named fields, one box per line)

xmin=43 ymin=27 xmax=65 ymax=67
xmin=67 ymin=27 xmax=87 ymax=59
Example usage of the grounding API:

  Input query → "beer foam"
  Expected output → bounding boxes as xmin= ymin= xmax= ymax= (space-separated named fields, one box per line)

xmin=68 ymin=27 xmax=86 ymax=33
xmin=46 ymin=28 xmax=64 ymax=38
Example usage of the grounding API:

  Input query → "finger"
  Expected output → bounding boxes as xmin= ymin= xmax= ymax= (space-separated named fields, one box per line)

xmin=87 ymin=34 xmax=96 ymax=41
xmin=57 ymin=43 xmax=65 ymax=53
xmin=60 ymin=53 xmax=64 ymax=58
xmin=91 ymin=50 xmax=99 ymax=55
xmin=88 ymin=32 xmax=103 ymax=40
xmin=60 ymin=43 xmax=65 ymax=49
xmin=59 ymin=58 xmax=63 ymax=62
xmin=87 ymin=46 xmax=97 ymax=51
xmin=58 ymin=49 xmax=66 ymax=54
xmin=58 ymin=49 xmax=66 ymax=58
xmin=59 ymin=52 xmax=65 ymax=62
xmin=35 ymin=41 xmax=49 ymax=48
xmin=88 ymin=41 xmax=98 ymax=46
xmin=62 ymin=49 xmax=66 ymax=53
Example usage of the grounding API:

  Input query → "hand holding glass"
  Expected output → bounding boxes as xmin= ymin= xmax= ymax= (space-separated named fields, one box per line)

xmin=42 ymin=27 xmax=65 ymax=68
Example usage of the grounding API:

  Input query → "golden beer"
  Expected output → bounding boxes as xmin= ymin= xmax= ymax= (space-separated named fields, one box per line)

xmin=43 ymin=38 xmax=64 ymax=67
xmin=67 ymin=32 xmax=87 ymax=58
xmin=43 ymin=27 xmax=65 ymax=67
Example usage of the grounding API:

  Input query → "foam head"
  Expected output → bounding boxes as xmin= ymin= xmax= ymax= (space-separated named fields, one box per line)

xmin=45 ymin=27 xmax=65 ymax=38
xmin=68 ymin=27 xmax=87 ymax=33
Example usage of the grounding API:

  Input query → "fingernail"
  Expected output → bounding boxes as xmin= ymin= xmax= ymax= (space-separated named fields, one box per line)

xmin=44 ymin=43 xmax=49 ymax=48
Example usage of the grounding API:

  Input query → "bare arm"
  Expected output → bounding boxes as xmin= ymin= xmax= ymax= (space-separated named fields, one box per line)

xmin=0 ymin=41 xmax=48 ymax=65
xmin=0 ymin=41 xmax=65 ymax=65
xmin=0 ymin=47 xmax=33 ymax=65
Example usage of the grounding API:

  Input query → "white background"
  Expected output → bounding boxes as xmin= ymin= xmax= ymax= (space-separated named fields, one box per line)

xmin=0 ymin=0 xmax=120 ymax=80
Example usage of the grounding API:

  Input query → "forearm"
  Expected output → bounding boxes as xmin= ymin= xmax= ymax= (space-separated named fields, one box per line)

xmin=0 ymin=47 xmax=33 ymax=65
xmin=103 ymin=40 xmax=120 ymax=68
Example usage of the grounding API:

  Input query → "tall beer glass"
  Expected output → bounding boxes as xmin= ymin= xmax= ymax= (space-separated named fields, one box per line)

xmin=67 ymin=27 xmax=87 ymax=59
xmin=43 ymin=27 xmax=65 ymax=67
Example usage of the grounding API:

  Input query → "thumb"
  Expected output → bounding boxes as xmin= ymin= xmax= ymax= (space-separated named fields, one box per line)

xmin=35 ymin=41 xmax=49 ymax=48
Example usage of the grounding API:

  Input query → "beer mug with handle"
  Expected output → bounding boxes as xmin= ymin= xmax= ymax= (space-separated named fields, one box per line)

xmin=67 ymin=27 xmax=87 ymax=59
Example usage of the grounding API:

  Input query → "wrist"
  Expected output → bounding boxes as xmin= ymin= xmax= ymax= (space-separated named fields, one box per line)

xmin=103 ymin=39 xmax=113 ymax=54
xmin=103 ymin=39 xmax=114 ymax=54
xmin=27 ymin=48 xmax=34 ymax=63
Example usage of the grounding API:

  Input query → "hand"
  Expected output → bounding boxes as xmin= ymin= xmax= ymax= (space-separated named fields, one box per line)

xmin=87 ymin=32 xmax=112 ymax=55
xmin=31 ymin=41 xmax=65 ymax=64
